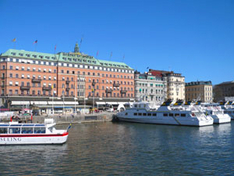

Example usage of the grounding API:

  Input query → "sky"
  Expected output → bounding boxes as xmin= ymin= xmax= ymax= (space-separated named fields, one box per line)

xmin=0 ymin=0 xmax=233 ymax=85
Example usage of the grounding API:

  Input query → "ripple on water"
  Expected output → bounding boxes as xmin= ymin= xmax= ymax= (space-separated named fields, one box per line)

xmin=0 ymin=122 xmax=233 ymax=175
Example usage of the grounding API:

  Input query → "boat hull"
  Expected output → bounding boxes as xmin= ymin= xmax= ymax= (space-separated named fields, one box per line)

xmin=0 ymin=132 xmax=68 ymax=145
xmin=211 ymin=114 xmax=231 ymax=124
xmin=117 ymin=116 xmax=213 ymax=127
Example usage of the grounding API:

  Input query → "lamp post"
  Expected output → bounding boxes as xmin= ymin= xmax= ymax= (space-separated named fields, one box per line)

xmin=92 ymin=80 xmax=96 ymax=114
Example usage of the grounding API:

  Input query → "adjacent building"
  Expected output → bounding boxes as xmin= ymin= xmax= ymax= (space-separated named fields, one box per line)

xmin=0 ymin=43 xmax=135 ymax=113
xmin=149 ymin=70 xmax=185 ymax=101
xmin=185 ymin=81 xmax=213 ymax=102
xmin=213 ymin=81 xmax=234 ymax=102
xmin=134 ymin=71 xmax=167 ymax=104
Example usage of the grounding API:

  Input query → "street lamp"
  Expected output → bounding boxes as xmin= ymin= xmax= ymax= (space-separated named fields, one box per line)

xmin=92 ymin=80 xmax=96 ymax=114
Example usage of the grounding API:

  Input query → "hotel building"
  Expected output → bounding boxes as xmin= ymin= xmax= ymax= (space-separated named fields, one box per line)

xmin=0 ymin=43 xmax=134 ymax=114
xmin=185 ymin=81 xmax=213 ymax=102
xmin=134 ymin=71 xmax=167 ymax=104
xmin=149 ymin=70 xmax=185 ymax=101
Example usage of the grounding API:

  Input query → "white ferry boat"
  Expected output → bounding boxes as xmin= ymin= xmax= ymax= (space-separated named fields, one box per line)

xmin=200 ymin=103 xmax=231 ymax=124
xmin=0 ymin=119 xmax=69 ymax=145
xmin=116 ymin=100 xmax=213 ymax=126
xmin=220 ymin=101 xmax=234 ymax=120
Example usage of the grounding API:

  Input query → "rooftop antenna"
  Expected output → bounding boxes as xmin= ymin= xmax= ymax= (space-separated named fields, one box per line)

xmin=110 ymin=52 xmax=112 ymax=61
xmin=122 ymin=54 xmax=125 ymax=62
xmin=79 ymin=35 xmax=84 ymax=51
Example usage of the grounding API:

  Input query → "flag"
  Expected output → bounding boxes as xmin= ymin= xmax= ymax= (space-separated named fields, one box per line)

xmin=51 ymin=85 xmax=53 ymax=89
xmin=147 ymin=67 xmax=149 ymax=69
xmin=67 ymin=123 xmax=72 ymax=131
xmin=12 ymin=38 xmax=16 ymax=42
xmin=96 ymin=51 xmax=99 ymax=57
xmin=110 ymin=52 xmax=112 ymax=58
xmin=54 ymin=45 xmax=57 ymax=51
xmin=31 ymin=113 xmax=33 ymax=121
xmin=33 ymin=40 xmax=38 ymax=44
xmin=80 ymin=38 xmax=83 ymax=44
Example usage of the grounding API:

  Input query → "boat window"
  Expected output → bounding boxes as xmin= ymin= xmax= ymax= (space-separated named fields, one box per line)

xmin=163 ymin=113 xmax=168 ymax=117
xmin=147 ymin=113 xmax=151 ymax=116
xmin=181 ymin=114 xmax=186 ymax=117
xmin=0 ymin=128 xmax=7 ymax=133
xmin=34 ymin=127 xmax=46 ymax=133
xmin=125 ymin=113 xmax=128 ymax=116
xmin=169 ymin=113 xmax=173 ymax=117
xmin=175 ymin=114 xmax=180 ymax=117
xmin=21 ymin=128 xmax=33 ymax=134
xmin=152 ymin=113 xmax=156 ymax=116
xmin=143 ymin=113 xmax=146 ymax=116
xmin=138 ymin=113 xmax=142 ymax=116
xmin=134 ymin=113 xmax=137 ymax=116
xmin=9 ymin=128 xmax=21 ymax=134
xmin=134 ymin=105 xmax=137 ymax=108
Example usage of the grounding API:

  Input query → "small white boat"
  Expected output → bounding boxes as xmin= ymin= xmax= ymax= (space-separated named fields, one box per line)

xmin=116 ymin=100 xmax=213 ymax=127
xmin=200 ymin=103 xmax=231 ymax=124
xmin=0 ymin=119 xmax=69 ymax=145
xmin=220 ymin=101 xmax=234 ymax=120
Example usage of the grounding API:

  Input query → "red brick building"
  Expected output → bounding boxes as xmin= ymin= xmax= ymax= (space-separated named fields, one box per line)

xmin=0 ymin=43 xmax=134 ymax=113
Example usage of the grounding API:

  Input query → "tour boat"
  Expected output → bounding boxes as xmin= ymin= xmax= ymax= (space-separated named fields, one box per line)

xmin=0 ymin=119 xmax=69 ymax=145
xmin=115 ymin=100 xmax=214 ymax=126
xmin=220 ymin=101 xmax=234 ymax=120
xmin=199 ymin=103 xmax=231 ymax=124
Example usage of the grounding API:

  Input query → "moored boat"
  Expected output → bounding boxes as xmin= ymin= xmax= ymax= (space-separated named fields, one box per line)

xmin=116 ymin=100 xmax=213 ymax=126
xmin=200 ymin=103 xmax=231 ymax=124
xmin=0 ymin=119 xmax=69 ymax=145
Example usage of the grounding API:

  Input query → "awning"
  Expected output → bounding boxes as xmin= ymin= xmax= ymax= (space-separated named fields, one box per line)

xmin=96 ymin=102 xmax=105 ymax=105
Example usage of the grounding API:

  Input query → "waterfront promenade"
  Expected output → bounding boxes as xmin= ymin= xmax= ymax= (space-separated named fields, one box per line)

xmin=0 ymin=112 xmax=115 ymax=124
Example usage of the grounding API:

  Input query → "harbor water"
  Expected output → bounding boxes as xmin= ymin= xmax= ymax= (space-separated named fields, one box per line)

xmin=0 ymin=121 xmax=233 ymax=175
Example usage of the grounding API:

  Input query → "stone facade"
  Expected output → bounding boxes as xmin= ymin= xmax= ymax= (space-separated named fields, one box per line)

xmin=185 ymin=81 xmax=213 ymax=102
xmin=134 ymin=71 xmax=167 ymax=104
xmin=213 ymin=81 xmax=234 ymax=102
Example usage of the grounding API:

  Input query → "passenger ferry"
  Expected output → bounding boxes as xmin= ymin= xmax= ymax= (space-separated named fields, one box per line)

xmin=116 ymin=100 xmax=214 ymax=126
xmin=0 ymin=119 xmax=69 ymax=145
xmin=220 ymin=101 xmax=234 ymax=120
xmin=200 ymin=103 xmax=231 ymax=124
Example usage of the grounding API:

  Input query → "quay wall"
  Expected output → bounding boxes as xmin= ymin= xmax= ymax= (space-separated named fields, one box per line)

xmin=33 ymin=112 xmax=116 ymax=124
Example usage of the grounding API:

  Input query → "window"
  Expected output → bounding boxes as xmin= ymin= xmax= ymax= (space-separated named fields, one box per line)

xmin=10 ymin=66 xmax=13 ymax=70
xmin=10 ymin=74 xmax=13 ymax=78
xmin=163 ymin=114 xmax=168 ymax=116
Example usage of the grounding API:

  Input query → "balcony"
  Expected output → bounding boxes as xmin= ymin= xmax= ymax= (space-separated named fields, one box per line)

xmin=113 ymin=83 xmax=120 ymax=87
xmin=42 ymin=86 xmax=52 ymax=91
xmin=66 ymin=80 xmax=70 ymax=84
xmin=1 ymin=85 xmax=4 ymax=88
xmin=66 ymin=87 xmax=70 ymax=91
xmin=105 ymin=89 xmax=113 ymax=93
xmin=120 ymin=90 xmax=127 ymax=94
xmin=32 ymin=78 xmax=42 ymax=83
xmin=20 ymin=86 xmax=31 ymax=90
xmin=1 ymin=77 xmax=5 ymax=79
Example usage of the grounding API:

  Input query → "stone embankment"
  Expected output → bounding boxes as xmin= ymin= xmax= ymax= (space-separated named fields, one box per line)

xmin=33 ymin=112 xmax=116 ymax=124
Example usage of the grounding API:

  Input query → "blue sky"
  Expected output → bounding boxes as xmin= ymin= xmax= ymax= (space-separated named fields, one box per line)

xmin=0 ymin=0 xmax=233 ymax=85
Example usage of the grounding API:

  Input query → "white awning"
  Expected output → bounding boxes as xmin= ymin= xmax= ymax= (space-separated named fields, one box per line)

xmin=11 ymin=101 xmax=30 ymax=105
xmin=96 ymin=102 xmax=105 ymax=105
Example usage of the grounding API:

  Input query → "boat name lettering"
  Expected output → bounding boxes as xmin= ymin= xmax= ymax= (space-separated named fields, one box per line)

xmin=0 ymin=137 xmax=22 ymax=141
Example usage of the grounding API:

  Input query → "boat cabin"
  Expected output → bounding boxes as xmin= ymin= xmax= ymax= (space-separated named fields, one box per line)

xmin=0 ymin=123 xmax=47 ymax=134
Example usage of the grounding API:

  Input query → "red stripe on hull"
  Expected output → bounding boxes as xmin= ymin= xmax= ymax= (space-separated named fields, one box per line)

xmin=0 ymin=132 xmax=68 ymax=138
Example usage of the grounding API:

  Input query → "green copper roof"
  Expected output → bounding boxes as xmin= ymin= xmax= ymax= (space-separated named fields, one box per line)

xmin=1 ymin=49 xmax=133 ymax=69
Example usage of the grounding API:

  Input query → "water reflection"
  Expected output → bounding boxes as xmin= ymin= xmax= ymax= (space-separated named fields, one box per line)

xmin=0 ymin=122 xmax=233 ymax=175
